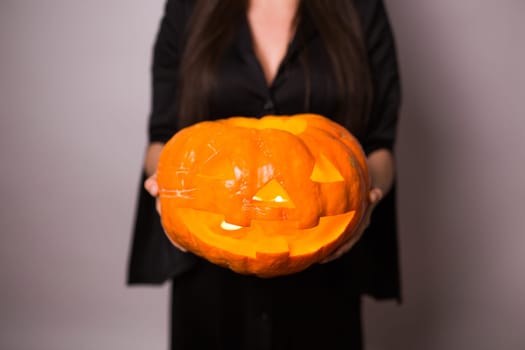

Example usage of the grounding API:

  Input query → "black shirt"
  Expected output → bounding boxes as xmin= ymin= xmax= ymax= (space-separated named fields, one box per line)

xmin=130 ymin=0 xmax=402 ymax=301
xmin=148 ymin=0 xmax=400 ymax=155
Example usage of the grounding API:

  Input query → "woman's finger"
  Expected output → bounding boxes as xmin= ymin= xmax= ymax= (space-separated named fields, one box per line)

xmin=369 ymin=187 xmax=383 ymax=205
xmin=144 ymin=173 xmax=159 ymax=197
xmin=172 ymin=240 xmax=188 ymax=252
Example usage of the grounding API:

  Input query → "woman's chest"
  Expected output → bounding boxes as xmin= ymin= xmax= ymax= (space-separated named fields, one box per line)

xmin=208 ymin=34 xmax=340 ymax=121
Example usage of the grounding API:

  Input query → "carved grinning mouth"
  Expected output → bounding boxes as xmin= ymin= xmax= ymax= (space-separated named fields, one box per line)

xmin=164 ymin=207 xmax=356 ymax=258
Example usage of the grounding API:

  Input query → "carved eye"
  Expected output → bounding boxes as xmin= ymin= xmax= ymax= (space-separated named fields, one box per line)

xmin=310 ymin=154 xmax=344 ymax=183
xmin=252 ymin=179 xmax=295 ymax=208
xmin=197 ymin=153 xmax=236 ymax=180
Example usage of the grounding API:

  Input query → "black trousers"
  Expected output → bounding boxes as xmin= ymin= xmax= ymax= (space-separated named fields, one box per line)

xmin=170 ymin=258 xmax=363 ymax=350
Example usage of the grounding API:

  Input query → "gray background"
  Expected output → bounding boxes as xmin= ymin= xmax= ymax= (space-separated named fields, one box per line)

xmin=1 ymin=0 xmax=524 ymax=349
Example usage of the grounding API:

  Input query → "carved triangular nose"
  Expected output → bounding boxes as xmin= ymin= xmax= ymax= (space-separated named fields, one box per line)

xmin=252 ymin=179 xmax=295 ymax=208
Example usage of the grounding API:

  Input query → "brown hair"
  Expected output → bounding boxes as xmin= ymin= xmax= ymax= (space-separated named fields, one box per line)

xmin=178 ymin=0 xmax=372 ymax=135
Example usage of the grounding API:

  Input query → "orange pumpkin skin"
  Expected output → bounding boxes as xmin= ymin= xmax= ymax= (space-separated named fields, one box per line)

xmin=157 ymin=114 xmax=369 ymax=277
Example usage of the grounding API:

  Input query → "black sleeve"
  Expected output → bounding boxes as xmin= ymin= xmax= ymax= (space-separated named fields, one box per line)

xmin=148 ymin=0 xmax=191 ymax=143
xmin=354 ymin=0 xmax=402 ymax=155
xmin=344 ymin=0 xmax=402 ymax=301
xmin=128 ymin=0 xmax=199 ymax=285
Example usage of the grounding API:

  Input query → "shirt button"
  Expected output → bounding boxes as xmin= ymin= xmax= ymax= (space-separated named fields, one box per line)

xmin=263 ymin=99 xmax=274 ymax=113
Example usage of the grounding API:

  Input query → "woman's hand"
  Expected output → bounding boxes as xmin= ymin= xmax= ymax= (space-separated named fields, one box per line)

xmin=144 ymin=172 xmax=188 ymax=252
xmin=320 ymin=187 xmax=383 ymax=264
xmin=144 ymin=173 xmax=161 ymax=213
xmin=319 ymin=148 xmax=395 ymax=263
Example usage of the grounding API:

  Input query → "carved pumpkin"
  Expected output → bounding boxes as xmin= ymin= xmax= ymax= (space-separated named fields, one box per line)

xmin=157 ymin=114 xmax=369 ymax=277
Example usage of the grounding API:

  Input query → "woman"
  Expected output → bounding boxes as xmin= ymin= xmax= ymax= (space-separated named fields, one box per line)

xmin=128 ymin=0 xmax=401 ymax=348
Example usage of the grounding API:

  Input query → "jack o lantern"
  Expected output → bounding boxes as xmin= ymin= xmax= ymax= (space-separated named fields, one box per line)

xmin=157 ymin=114 xmax=369 ymax=277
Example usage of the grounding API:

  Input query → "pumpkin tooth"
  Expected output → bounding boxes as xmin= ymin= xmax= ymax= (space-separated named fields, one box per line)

xmin=220 ymin=221 xmax=243 ymax=231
